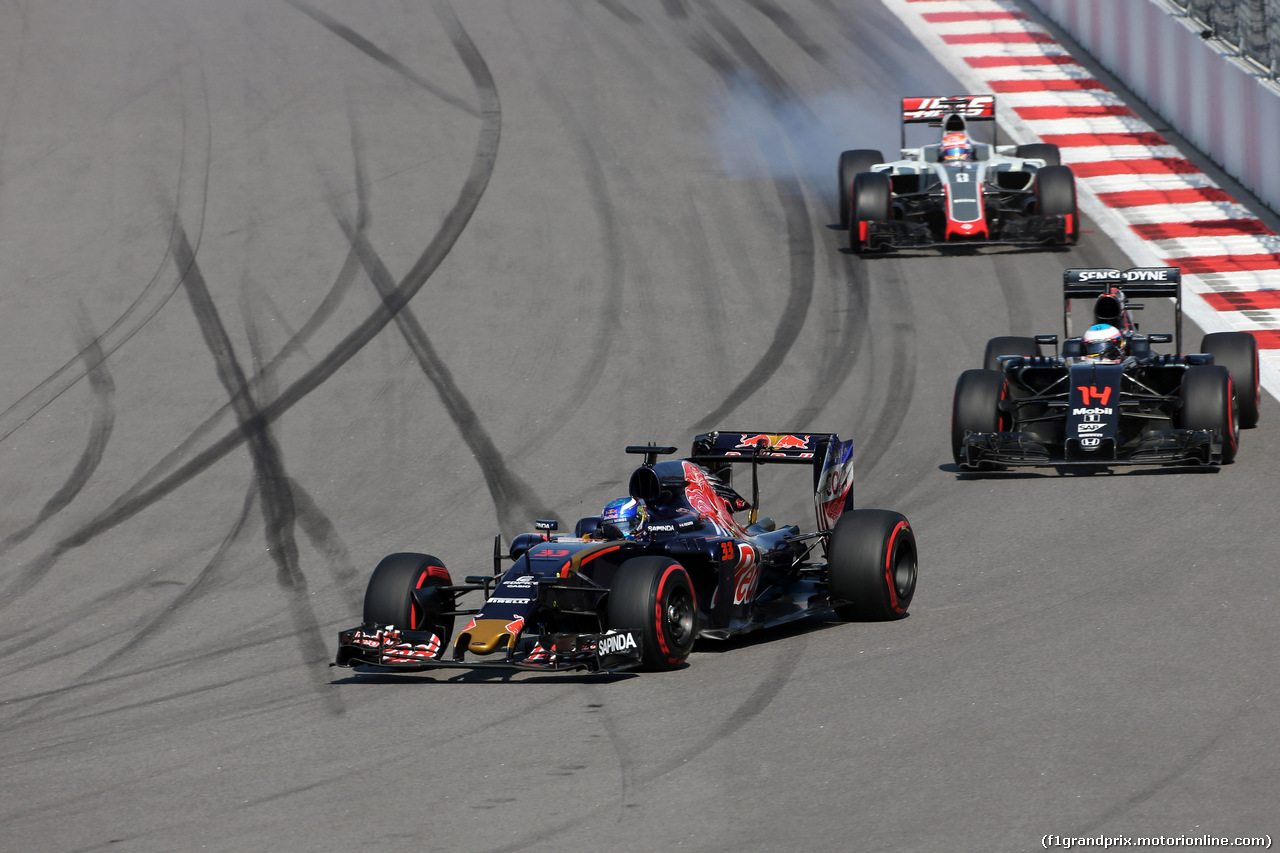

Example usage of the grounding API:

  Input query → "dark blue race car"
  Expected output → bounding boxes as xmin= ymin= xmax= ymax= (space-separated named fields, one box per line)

xmin=334 ymin=431 xmax=918 ymax=674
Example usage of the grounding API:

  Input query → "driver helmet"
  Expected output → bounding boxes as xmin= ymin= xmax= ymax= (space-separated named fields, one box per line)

xmin=941 ymin=132 xmax=973 ymax=161
xmin=1082 ymin=324 xmax=1125 ymax=360
xmin=601 ymin=497 xmax=646 ymax=538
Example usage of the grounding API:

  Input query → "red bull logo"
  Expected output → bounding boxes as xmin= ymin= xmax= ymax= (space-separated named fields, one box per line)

xmin=735 ymin=433 xmax=811 ymax=450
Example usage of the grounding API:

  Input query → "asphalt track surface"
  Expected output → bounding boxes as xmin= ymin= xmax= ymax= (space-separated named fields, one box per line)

xmin=1 ymin=2 xmax=1275 ymax=851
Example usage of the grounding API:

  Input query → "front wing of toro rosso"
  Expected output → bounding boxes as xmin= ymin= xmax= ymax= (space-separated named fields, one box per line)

xmin=856 ymin=96 xmax=1076 ymax=250
xmin=333 ymin=431 xmax=859 ymax=674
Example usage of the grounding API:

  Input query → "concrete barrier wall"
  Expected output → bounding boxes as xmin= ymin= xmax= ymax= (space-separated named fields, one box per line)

xmin=1026 ymin=0 xmax=1280 ymax=216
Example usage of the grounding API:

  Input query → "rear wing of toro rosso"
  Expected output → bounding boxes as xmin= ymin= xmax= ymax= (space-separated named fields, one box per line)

xmin=900 ymin=95 xmax=996 ymax=149
xmin=1063 ymin=266 xmax=1182 ymax=352
xmin=689 ymin=431 xmax=856 ymax=532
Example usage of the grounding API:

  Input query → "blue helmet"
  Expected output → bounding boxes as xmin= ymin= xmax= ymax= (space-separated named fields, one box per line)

xmin=601 ymin=497 xmax=646 ymax=538
xmin=1082 ymin=324 xmax=1124 ymax=360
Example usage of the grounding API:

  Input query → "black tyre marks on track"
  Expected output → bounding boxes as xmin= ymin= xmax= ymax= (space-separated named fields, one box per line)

xmin=284 ymin=0 xmax=479 ymax=118
xmin=0 ymin=2 xmax=499 ymax=623
xmin=0 ymin=66 xmax=211 ymax=446
xmin=681 ymin=5 xmax=817 ymax=433
xmin=0 ymin=310 xmax=114 ymax=552
xmin=336 ymin=217 xmax=549 ymax=535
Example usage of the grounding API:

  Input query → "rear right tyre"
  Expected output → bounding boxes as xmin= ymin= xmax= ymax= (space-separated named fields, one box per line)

xmin=982 ymin=335 xmax=1037 ymax=371
xmin=826 ymin=509 xmax=917 ymax=621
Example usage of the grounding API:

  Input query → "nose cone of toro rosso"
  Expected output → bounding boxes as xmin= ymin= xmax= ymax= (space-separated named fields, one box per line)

xmin=457 ymin=618 xmax=523 ymax=655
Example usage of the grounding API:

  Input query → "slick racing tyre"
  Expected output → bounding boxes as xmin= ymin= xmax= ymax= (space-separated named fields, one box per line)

xmin=1034 ymin=164 xmax=1078 ymax=243
xmin=363 ymin=553 xmax=456 ymax=653
xmin=838 ymin=149 xmax=884 ymax=228
xmin=1015 ymin=142 xmax=1061 ymax=166
xmin=951 ymin=369 xmax=1007 ymax=466
xmin=1201 ymin=331 xmax=1260 ymax=429
xmin=1181 ymin=365 xmax=1239 ymax=464
xmin=982 ymin=335 xmax=1037 ymax=371
xmin=608 ymin=556 xmax=696 ymax=671
xmin=826 ymin=509 xmax=917 ymax=621
xmin=849 ymin=170 xmax=891 ymax=254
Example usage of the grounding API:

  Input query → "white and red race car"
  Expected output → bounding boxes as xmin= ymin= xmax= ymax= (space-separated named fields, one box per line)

xmin=838 ymin=95 xmax=1079 ymax=253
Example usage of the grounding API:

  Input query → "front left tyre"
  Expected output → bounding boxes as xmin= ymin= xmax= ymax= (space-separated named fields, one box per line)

xmin=608 ymin=556 xmax=697 ymax=671
xmin=1181 ymin=365 xmax=1239 ymax=463
xmin=1034 ymin=164 xmax=1078 ymax=244
xmin=826 ymin=509 xmax=917 ymax=621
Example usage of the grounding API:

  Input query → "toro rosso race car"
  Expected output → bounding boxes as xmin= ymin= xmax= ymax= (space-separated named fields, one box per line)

xmin=952 ymin=266 xmax=1261 ymax=470
xmin=333 ymin=431 xmax=918 ymax=675
xmin=838 ymin=95 xmax=1078 ymax=253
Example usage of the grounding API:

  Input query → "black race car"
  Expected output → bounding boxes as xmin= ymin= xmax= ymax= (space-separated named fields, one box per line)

xmin=838 ymin=95 xmax=1078 ymax=253
xmin=952 ymin=266 xmax=1260 ymax=470
xmin=334 ymin=431 xmax=917 ymax=674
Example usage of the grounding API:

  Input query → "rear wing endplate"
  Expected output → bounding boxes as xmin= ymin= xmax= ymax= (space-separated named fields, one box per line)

xmin=1063 ymin=267 xmax=1182 ymax=352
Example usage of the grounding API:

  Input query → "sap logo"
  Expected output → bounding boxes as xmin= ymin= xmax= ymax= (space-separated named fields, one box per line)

xmin=1123 ymin=268 xmax=1173 ymax=281
xmin=1073 ymin=407 xmax=1113 ymax=416
xmin=485 ymin=596 xmax=531 ymax=605
xmin=597 ymin=631 xmax=638 ymax=656
xmin=1077 ymin=423 xmax=1104 ymax=433
xmin=1077 ymin=269 xmax=1122 ymax=282
xmin=1079 ymin=437 xmax=1102 ymax=448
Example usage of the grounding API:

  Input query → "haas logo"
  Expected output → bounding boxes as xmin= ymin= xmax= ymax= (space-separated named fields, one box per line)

xmin=597 ymin=632 xmax=638 ymax=656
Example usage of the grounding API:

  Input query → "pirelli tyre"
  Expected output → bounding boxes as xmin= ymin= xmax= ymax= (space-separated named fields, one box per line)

xmin=952 ymin=368 xmax=1007 ymax=466
xmin=838 ymin=148 xmax=884 ymax=228
xmin=1015 ymin=142 xmax=1061 ymax=167
xmin=1034 ymin=164 xmax=1078 ymax=243
xmin=826 ymin=509 xmax=917 ymax=621
xmin=1181 ymin=365 xmax=1239 ymax=463
xmin=1201 ymin=331 xmax=1260 ymax=429
xmin=363 ymin=552 xmax=455 ymax=654
xmin=982 ymin=335 xmax=1037 ymax=371
xmin=849 ymin=170 xmax=892 ymax=254
xmin=608 ymin=556 xmax=696 ymax=671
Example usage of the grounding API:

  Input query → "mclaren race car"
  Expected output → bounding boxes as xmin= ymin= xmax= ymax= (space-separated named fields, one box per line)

xmin=334 ymin=432 xmax=918 ymax=675
xmin=952 ymin=266 xmax=1260 ymax=470
xmin=838 ymin=95 xmax=1078 ymax=253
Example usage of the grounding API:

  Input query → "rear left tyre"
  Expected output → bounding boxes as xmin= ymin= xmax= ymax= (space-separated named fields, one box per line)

xmin=826 ymin=509 xmax=917 ymax=621
xmin=1016 ymin=142 xmax=1061 ymax=166
xmin=608 ymin=556 xmax=697 ymax=671
xmin=1181 ymin=365 xmax=1239 ymax=463
xmin=1201 ymin=331 xmax=1260 ymax=429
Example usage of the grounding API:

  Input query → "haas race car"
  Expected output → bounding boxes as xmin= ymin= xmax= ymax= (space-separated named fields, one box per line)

xmin=838 ymin=95 xmax=1078 ymax=253
xmin=334 ymin=432 xmax=918 ymax=675
xmin=952 ymin=266 xmax=1261 ymax=470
